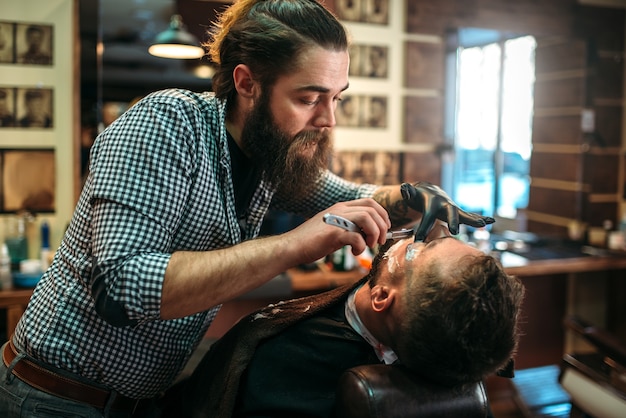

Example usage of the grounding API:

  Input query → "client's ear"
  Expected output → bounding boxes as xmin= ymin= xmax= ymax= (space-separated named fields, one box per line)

xmin=370 ymin=285 xmax=397 ymax=313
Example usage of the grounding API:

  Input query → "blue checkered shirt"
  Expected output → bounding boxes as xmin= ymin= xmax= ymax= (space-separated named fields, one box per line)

xmin=13 ymin=89 xmax=377 ymax=399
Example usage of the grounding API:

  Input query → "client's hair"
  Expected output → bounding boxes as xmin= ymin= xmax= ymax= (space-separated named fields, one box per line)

xmin=393 ymin=249 xmax=524 ymax=386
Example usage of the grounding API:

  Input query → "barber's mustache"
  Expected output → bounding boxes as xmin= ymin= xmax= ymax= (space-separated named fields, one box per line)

xmin=292 ymin=129 xmax=330 ymax=146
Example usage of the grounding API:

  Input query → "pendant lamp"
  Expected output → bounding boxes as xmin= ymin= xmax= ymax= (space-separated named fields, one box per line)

xmin=148 ymin=14 xmax=204 ymax=59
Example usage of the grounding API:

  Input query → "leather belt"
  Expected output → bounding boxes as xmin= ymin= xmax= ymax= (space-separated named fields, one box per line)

xmin=3 ymin=339 xmax=139 ymax=412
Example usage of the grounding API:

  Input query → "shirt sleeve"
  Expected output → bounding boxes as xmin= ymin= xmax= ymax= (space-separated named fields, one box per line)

xmin=87 ymin=93 xmax=202 ymax=325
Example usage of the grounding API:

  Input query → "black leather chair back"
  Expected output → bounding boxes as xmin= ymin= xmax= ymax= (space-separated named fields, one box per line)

xmin=334 ymin=364 xmax=488 ymax=418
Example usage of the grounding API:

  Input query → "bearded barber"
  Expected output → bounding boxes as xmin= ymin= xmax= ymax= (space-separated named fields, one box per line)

xmin=0 ymin=1 xmax=493 ymax=417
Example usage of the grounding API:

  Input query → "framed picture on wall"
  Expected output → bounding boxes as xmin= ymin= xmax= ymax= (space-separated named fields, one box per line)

xmin=335 ymin=0 xmax=389 ymax=25
xmin=0 ymin=87 xmax=16 ymax=127
xmin=15 ymin=87 xmax=53 ymax=128
xmin=335 ymin=94 xmax=389 ymax=128
xmin=3 ymin=0 xmax=76 ymax=238
xmin=349 ymin=44 xmax=389 ymax=79
xmin=1 ymin=149 xmax=55 ymax=213
xmin=0 ymin=21 xmax=15 ymax=63
xmin=362 ymin=45 xmax=388 ymax=78
xmin=330 ymin=150 xmax=401 ymax=184
xmin=363 ymin=0 xmax=389 ymax=25
xmin=335 ymin=94 xmax=361 ymax=127
xmin=363 ymin=95 xmax=387 ymax=128
xmin=335 ymin=0 xmax=362 ymax=22
xmin=15 ymin=22 xmax=53 ymax=66
xmin=348 ymin=44 xmax=361 ymax=77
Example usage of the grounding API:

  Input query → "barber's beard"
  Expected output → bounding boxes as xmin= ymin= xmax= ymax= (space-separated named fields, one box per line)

xmin=240 ymin=94 xmax=332 ymax=200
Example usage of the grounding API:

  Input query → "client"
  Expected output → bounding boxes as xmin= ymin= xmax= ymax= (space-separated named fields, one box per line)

xmin=169 ymin=224 xmax=525 ymax=418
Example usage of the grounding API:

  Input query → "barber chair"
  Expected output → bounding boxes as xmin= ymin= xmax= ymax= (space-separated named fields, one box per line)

xmin=558 ymin=316 xmax=626 ymax=418
xmin=334 ymin=364 xmax=489 ymax=418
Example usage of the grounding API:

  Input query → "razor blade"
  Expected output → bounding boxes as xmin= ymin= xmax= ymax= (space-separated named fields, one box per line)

xmin=323 ymin=213 xmax=414 ymax=240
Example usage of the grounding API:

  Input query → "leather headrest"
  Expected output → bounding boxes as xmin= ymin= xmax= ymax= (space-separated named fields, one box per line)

xmin=334 ymin=364 xmax=488 ymax=418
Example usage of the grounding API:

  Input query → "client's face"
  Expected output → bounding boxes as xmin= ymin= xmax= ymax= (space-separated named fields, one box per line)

xmin=383 ymin=226 xmax=482 ymax=286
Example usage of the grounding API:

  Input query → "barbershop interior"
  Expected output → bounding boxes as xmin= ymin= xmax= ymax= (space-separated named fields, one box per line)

xmin=1 ymin=0 xmax=626 ymax=417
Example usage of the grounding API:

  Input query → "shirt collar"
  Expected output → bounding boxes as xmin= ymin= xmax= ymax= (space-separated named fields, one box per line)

xmin=345 ymin=285 xmax=398 ymax=364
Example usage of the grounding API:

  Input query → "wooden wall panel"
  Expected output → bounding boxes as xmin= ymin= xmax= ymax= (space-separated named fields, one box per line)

xmin=594 ymin=106 xmax=623 ymax=148
xmin=402 ymin=152 xmax=441 ymax=185
xmin=530 ymin=153 xmax=581 ymax=183
xmin=527 ymin=220 xmax=568 ymax=237
xmin=404 ymin=41 xmax=444 ymax=90
xmin=592 ymin=56 xmax=624 ymax=100
xmin=532 ymin=115 xmax=581 ymax=146
xmin=583 ymin=202 xmax=618 ymax=228
xmin=405 ymin=0 xmax=574 ymax=37
xmin=535 ymin=40 xmax=586 ymax=74
xmin=623 ymin=155 xmax=626 ymax=199
xmin=583 ymin=153 xmax=619 ymax=194
xmin=405 ymin=0 xmax=474 ymax=35
xmin=404 ymin=96 xmax=443 ymax=144
xmin=534 ymin=77 xmax=586 ymax=109
xmin=528 ymin=187 xmax=579 ymax=219
xmin=574 ymin=6 xmax=626 ymax=51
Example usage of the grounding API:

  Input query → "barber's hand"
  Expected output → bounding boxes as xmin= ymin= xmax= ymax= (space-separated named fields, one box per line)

xmin=287 ymin=198 xmax=391 ymax=267
xmin=400 ymin=182 xmax=495 ymax=241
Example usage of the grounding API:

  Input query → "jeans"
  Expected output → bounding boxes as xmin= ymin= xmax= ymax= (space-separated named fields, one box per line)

xmin=0 ymin=343 xmax=159 ymax=418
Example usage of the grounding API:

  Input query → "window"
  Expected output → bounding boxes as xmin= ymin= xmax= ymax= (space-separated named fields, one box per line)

xmin=442 ymin=29 xmax=536 ymax=219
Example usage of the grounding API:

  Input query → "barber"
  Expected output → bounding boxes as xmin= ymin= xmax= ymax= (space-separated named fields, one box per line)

xmin=0 ymin=1 xmax=492 ymax=417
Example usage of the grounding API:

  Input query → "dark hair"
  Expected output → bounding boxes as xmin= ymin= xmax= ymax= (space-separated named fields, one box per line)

xmin=396 ymin=254 xmax=525 ymax=387
xmin=26 ymin=26 xmax=44 ymax=37
xmin=25 ymin=89 xmax=44 ymax=101
xmin=206 ymin=0 xmax=349 ymax=103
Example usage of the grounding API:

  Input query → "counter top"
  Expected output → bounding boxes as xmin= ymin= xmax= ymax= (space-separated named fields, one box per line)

xmin=290 ymin=249 xmax=626 ymax=292
xmin=502 ymin=251 xmax=626 ymax=277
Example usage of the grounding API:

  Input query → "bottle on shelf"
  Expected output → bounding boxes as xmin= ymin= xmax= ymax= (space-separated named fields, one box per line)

xmin=40 ymin=219 xmax=52 ymax=271
xmin=0 ymin=243 xmax=12 ymax=290
xmin=5 ymin=215 xmax=28 ymax=272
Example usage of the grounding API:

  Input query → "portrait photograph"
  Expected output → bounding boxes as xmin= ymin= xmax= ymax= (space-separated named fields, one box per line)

xmin=330 ymin=151 xmax=401 ymax=184
xmin=0 ymin=22 xmax=15 ymax=63
xmin=1 ymin=149 xmax=55 ymax=213
xmin=335 ymin=0 xmax=362 ymax=22
xmin=15 ymin=23 xmax=53 ymax=66
xmin=16 ymin=87 xmax=53 ymax=129
xmin=348 ymin=44 xmax=389 ymax=79
xmin=363 ymin=95 xmax=387 ymax=128
xmin=363 ymin=0 xmax=389 ymax=25
xmin=362 ymin=45 xmax=388 ymax=78
xmin=335 ymin=94 xmax=362 ymax=127
xmin=348 ymin=44 xmax=362 ymax=77
xmin=0 ymin=87 xmax=16 ymax=128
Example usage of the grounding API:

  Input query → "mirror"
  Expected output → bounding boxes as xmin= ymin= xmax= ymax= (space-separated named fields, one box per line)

xmin=78 ymin=0 xmax=229 ymax=183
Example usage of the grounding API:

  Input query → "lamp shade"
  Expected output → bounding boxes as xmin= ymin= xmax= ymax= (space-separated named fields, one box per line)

xmin=148 ymin=14 xmax=204 ymax=59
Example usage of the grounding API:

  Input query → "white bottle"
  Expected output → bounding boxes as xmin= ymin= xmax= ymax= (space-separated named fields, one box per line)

xmin=0 ymin=243 xmax=12 ymax=290
xmin=40 ymin=220 xmax=51 ymax=271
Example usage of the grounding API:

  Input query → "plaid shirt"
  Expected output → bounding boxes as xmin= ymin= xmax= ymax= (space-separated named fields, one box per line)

xmin=13 ymin=89 xmax=376 ymax=399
